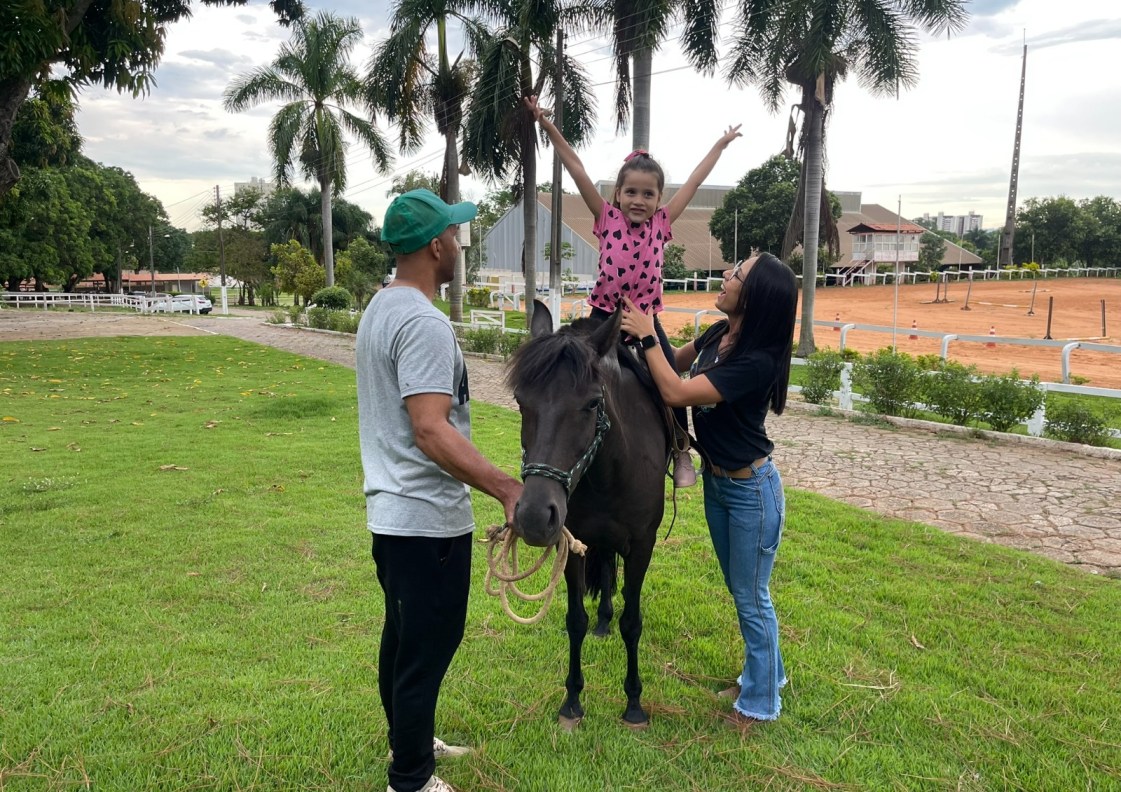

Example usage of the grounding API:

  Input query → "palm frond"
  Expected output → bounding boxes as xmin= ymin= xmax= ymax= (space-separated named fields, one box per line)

xmin=901 ymin=0 xmax=970 ymax=36
xmin=678 ymin=0 xmax=721 ymax=75
xmin=267 ymin=102 xmax=308 ymax=187
xmin=337 ymin=108 xmax=394 ymax=173
xmin=462 ymin=33 xmax=523 ymax=183
xmin=223 ymin=67 xmax=304 ymax=112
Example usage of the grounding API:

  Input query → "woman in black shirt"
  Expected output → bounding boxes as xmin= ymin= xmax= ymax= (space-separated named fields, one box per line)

xmin=621 ymin=252 xmax=797 ymax=725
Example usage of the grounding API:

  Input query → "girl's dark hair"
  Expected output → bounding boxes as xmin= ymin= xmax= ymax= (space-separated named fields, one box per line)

xmin=611 ymin=151 xmax=665 ymax=209
xmin=703 ymin=252 xmax=798 ymax=415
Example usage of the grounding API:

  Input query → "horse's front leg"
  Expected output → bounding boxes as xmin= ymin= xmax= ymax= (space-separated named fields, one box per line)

xmin=559 ymin=555 xmax=588 ymax=730
xmin=592 ymin=554 xmax=615 ymax=638
xmin=619 ymin=543 xmax=654 ymax=728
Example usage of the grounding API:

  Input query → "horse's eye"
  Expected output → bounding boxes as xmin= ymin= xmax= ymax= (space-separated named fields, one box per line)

xmin=585 ymin=398 xmax=601 ymax=411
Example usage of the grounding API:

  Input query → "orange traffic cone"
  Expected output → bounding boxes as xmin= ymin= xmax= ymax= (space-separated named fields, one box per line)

xmin=834 ymin=312 xmax=841 ymax=332
xmin=986 ymin=325 xmax=997 ymax=349
xmin=909 ymin=319 xmax=918 ymax=340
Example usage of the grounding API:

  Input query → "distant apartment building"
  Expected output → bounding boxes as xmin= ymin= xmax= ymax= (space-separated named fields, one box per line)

xmin=922 ymin=211 xmax=983 ymax=237
xmin=234 ymin=177 xmax=277 ymax=198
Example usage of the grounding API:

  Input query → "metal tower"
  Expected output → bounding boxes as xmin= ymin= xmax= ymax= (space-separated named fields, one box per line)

xmin=998 ymin=42 xmax=1027 ymax=267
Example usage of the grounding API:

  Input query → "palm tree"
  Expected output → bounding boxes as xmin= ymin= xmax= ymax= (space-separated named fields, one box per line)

xmin=462 ymin=3 xmax=596 ymax=326
xmin=724 ymin=0 xmax=968 ymax=356
xmin=598 ymin=0 xmax=721 ymax=150
xmin=368 ymin=0 xmax=493 ymax=323
xmin=224 ymin=11 xmax=391 ymax=287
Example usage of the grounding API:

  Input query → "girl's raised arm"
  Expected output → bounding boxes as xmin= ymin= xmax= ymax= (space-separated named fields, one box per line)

xmin=524 ymin=95 xmax=605 ymax=221
xmin=664 ymin=125 xmax=742 ymax=224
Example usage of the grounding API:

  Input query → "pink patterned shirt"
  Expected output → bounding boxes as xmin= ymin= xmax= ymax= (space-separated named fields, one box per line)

xmin=588 ymin=200 xmax=673 ymax=315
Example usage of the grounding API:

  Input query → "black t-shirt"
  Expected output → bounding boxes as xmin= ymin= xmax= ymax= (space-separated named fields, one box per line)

xmin=689 ymin=321 xmax=777 ymax=468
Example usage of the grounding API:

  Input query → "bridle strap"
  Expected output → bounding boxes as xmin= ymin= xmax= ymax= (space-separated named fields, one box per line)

xmin=521 ymin=388 xmax=611 ymax=497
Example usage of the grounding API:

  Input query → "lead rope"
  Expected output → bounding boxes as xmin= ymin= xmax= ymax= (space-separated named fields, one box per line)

xmin=483 ymin=523 xmax=587 ymax=625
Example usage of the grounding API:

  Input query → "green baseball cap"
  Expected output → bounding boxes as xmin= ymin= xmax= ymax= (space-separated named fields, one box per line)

xmin=382 ymin=189 xmax=477 ymax=255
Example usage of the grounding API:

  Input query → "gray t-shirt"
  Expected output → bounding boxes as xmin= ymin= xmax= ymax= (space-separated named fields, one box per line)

xmin=356 ymin=287 xmax=474 ymax=537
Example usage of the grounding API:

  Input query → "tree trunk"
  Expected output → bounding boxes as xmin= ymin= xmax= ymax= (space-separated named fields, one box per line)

xmin=798 ymin=91 xmax=824 ymax=357
xmin=632 ymin=48 xmax=652 ymax=151
xmin=445 ymin=129 xmax=464 ymax=322
xmin=522 ymin=133 xmax=537 ymax=328
xmin=320 ymin=179 xmax=335 ymax=286
xmin=0 ymin=76 xmax=33 ymax=198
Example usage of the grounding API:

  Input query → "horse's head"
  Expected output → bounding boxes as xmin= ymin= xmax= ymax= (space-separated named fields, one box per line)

xmin=506 ymin=301 xmax=620 ymax=547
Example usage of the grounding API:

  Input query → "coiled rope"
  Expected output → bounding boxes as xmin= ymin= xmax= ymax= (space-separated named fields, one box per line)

xmin=483 ymin=523 xmax=587 ymax=625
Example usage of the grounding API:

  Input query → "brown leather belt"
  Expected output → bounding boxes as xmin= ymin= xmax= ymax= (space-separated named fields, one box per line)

xmin=707 ymin=457 xmax=770 ymax=479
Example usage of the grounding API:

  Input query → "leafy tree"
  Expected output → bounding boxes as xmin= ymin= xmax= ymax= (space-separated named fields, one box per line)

xmin=254 ymin=186 xmax=371 ymax=263
xmin=338 ymin=236 xmax=387 ymax=307
xmin=385 ymin=170 xmax=441 ymax=198
xmin=9 ymin=82 xmax=81 ymax=169
xmin=225 ymin=11 xmax=391 ymax=287
xmin=709 ymin=155 xmax=840 ymax=264
xmin=1077 ymin=196 xmax=1121 ymax=268
xmin=1015 ymin=196 xmax=1084 ymax=267
xmin=662 ymin=243 xmax=686 ymax=281
xmin=462 ymin=3 xmax=596 ymax=326
xmin=918 ymin=231 xmax=947 ymax=273
xmin=271 ymin=239 xmax=324 ymax=304
xmin=0 ymin=0 xmax=303 ymax=198
xmin=724 ymin=0 xmax=969 ymax=355
xmin=369 ymin=0 xmax=491 ymax=322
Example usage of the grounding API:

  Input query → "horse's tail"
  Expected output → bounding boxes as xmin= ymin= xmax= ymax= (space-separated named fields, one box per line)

xmin=584 ymin=545 xmax=618 ymax=602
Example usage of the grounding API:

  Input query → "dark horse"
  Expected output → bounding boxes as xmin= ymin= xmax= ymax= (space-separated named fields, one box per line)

xmin=507 ymin=301 xmax=669 ymax=728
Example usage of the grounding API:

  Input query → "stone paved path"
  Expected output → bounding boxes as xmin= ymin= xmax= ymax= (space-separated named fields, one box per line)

xmin=6 ymin=309 xmax=1120 ymax=576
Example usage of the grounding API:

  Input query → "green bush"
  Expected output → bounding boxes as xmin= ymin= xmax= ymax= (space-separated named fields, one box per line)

xmin=853 ymin=349 xmax=923 ymax=417
xmin=311 ymin=286 xmax=353 ymax=311
xmin=287 ymin=304 xmax=304 ymax=326
xmin=1044 ymin=400 xmax=1113 ymax=446
xmin=306 ymin=306 xmax=333 ymax=329
xmin=922 ymin=361 xmax=984 ymax=426
xmin=329 ymin=311 xmax=360 ymax=334
xmin=498 ymin=331 xmax=528 ymax=359
xmin=674 ymin=321 xmax=712 ymax=344
xmin=802 ymin=350 xmax=844 ymax=405
xmin=266 ymin=309 xmax=288 ymax=325
xmin=467 ymin=287 xmax=491 ymax=308
xmin=840 ymin=347 xmax=862 ymax=362
xmin=915 ymin=353 xmax=944 ymax=372
xmin=980 ymin=370 xmax=1044 ymax=432
xmin=460 ymin=326 xmax=502 ymax=355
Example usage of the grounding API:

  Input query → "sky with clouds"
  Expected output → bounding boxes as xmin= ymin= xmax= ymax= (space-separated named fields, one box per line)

xmin=74 ymin=0 xmax=1121 ymax=236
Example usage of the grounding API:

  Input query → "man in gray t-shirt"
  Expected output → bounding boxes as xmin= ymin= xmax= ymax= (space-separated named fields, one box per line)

xmin=356 ymin=189 xmax=521 ymax=792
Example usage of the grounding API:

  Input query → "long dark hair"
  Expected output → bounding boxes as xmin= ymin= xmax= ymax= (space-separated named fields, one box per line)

xmin=703 ymin=252 xmax=798 ymax=414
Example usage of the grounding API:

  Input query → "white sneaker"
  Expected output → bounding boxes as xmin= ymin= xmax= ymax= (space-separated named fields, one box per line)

xmin=388 ymin=737 xmax=471 ymax=761
xmin=388 ymin=775 xmax=457 ymax=792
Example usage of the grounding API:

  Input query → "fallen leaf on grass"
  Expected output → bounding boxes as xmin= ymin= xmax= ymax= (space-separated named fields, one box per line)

xmin=47 ymin=427 xmax=61 ymax=431
xmin=265 ymin=432 xmax=292 ymax=437
xmin=269 ymin=484 xmax=286 ymax=492
xmin=910 ymin=635 xmax=926 ymax=650
xmin=2 ymin=416 xmax=19 ymax=423
xmin=67 ymin=443 xmax=81 ymax=452
xmin=158 ymin=464 xmax=189 ymax=472
xmin=30 ymin=447 xmax=46 ymax=452
xmin=213 ymin=488 xmax=225 ymax=495
xmin=204 ymin=420 xmax=220 ymax=429
xmin=187 ymin=572 xmax=201 ymax=577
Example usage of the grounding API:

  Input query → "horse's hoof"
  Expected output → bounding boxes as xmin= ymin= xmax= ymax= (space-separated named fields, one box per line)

xmin=592 ymin=624 xmax=611 ymax=639
xmin=622 ymin=715 xmax=649 ymax=731
xmin=558 ymin=714 xmax=583 ymax=732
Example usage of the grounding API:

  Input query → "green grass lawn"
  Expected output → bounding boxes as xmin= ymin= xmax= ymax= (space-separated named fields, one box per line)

xmin=2 ymin=337 xmax=1119 ymax=790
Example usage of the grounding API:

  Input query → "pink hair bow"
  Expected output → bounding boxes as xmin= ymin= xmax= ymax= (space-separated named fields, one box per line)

xmin=624 ymin=149 xmax=649 ymax=162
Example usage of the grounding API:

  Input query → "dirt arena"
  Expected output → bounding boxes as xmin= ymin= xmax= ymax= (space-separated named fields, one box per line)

xmin=660 ymin=277 xmax=1121 ymax=388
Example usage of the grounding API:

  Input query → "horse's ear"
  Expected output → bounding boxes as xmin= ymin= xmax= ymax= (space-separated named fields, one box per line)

xmin=530 ymin=300 xmax=553 ymax=338
xmin=590 ymin=307 xmax=622 ymax=358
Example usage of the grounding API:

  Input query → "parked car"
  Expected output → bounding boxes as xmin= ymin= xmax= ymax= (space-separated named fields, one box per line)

xmin=151 ymin=295 xmax=212 ymax=314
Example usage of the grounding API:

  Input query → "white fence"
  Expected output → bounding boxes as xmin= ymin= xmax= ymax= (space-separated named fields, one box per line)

xmin=0 ymin=291 xmax=224 ymax=314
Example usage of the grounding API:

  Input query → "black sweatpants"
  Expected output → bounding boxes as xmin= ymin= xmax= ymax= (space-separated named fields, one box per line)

xmin=372 ymin=532 xmax=472 ymax=792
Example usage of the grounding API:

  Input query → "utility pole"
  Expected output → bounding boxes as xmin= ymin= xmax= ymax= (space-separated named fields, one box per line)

xmin=998 ymin=36 xmax=1027 ymax=268
xmin=148 ymin=224 xmax=156 ymax=296
xmin=549 ymin=27 xmax=564 ymax=330
xmin=215 ymin=184 xmax=228 ymax=314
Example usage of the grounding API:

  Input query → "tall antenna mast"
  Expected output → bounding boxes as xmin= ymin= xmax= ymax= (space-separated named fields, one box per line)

xmin=998 ymin=34 xmax=1027 ymax=267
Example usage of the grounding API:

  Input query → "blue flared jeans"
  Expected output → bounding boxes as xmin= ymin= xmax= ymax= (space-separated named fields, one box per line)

xmin=702 ymin=458 xmax=786 ymax=721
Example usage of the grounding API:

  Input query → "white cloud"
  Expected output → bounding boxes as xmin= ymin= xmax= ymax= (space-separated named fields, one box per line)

xmin=72 ymin=0 xmax=1121 ymax=235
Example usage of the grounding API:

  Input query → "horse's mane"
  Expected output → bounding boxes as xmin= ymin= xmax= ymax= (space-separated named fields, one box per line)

xmin=505 ymin=318 xmax=603 ymax=393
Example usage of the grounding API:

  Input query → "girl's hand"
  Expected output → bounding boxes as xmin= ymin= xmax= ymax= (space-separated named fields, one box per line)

xmin=718 ymin=124 xmax=742 ymax=147
xmin=620 ymin=297 xmax=656 ymax=340
xmin=523 ymin=95 xmax=548 ymax=124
